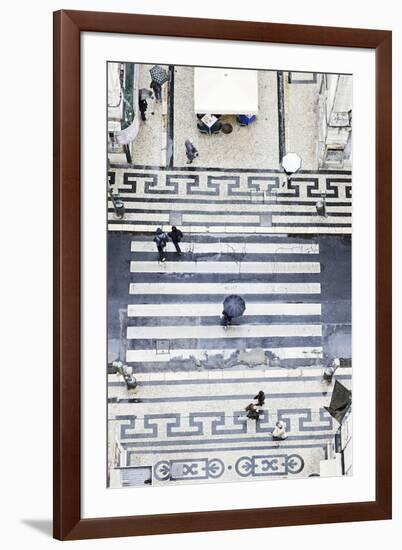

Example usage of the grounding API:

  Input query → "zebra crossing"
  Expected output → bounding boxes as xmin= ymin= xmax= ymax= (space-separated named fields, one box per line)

xmin=107 ymin=167 xmax=352 ymax=488
xmin=125 ymin=234 xmax=323 ymax=371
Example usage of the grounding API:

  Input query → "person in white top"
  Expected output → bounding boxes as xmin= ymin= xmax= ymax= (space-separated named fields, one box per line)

xmin=272 ymin=420 xmax=288 ymax=440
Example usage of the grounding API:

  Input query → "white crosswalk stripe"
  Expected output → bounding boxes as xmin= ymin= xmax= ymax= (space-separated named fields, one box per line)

xmin=127 ymin=303 xmax=321 ymax=317
xmin=272 ymin=215 xmax=351 ymax=225
xmin=131 ymin=241 xmax=319 ymax=254
xmin=127 ymin=324 xmax=322 ymax=340
xmin=111 ymin=223 xmax=348 ymax=234
xmin=130 ymin=261 xmax=321 ymax=274
xmin=129 ymin=282 xmax=320 ymax=295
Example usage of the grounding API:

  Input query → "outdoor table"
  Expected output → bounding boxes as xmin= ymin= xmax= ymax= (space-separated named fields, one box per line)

xmin=201 ymin=113 xmax=218 ymax=128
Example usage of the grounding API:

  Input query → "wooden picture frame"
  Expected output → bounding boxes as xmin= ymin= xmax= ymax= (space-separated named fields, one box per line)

xmin=53 ymin=9 xmax=392 ymax=540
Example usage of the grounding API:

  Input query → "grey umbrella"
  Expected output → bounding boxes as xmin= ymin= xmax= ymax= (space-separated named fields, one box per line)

xmin=149 ymin=65 xmax=169 ymax=85
xmin=223 ymin=295 xmax=246 ymax=318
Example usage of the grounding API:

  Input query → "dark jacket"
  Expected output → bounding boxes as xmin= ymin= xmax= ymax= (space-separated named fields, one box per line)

xmin=168 ymin=228 xmax=183 ymax=242
xmin=139 ymin=98 xmax=148 ymax=113
xmin=150 ymin=80 xmax=162 ymax=93
xmin=254 ymin=391 xmax=265 ymax=406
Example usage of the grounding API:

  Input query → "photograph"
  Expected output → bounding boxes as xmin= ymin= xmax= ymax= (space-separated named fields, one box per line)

xmin=106 ymin=61 xmax=353 ymax=488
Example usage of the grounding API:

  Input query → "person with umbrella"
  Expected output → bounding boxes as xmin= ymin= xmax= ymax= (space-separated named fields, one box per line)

xmin=149 ymin=65 xmax=169 ymax=104
xmin=150 ymin=80 xmax=162 ymax=102
xmin=221 ymin=295 xmax=246 ymax=328
xmin=281 ymin=152 xmax=302 ymax=188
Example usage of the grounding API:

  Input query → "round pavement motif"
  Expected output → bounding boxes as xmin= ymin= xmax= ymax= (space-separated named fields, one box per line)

xmin=286 ymin=454 xmax=304 ymax=474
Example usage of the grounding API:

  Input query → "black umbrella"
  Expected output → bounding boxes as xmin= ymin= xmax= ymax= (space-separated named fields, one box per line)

xmin=149 ymin=65 xmax=169 ymax=85
xmin=223 ymin=295 xmax=246 ymax=318
xmin=324 ymin=380 xmax=352 ymax=424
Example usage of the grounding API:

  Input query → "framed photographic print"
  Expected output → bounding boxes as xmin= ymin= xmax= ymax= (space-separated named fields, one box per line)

xmin=53 ymin=10 xmax=392 ymax=540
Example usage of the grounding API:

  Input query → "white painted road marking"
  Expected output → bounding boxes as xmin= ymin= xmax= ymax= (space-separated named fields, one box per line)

xmin=129 ymin=282 xmax=321 ymax=295
xmin=130 ymin=261 xmax=321 ymax=274
xmin=130 ymin=241 xmax=319 ymax=254
xmin=126 ymin=324 xmax=322 ymax=340
xmin=110 ymin=224 xmax=349 ymax=234
xmin=127 ymin=303 xmax=322 ymax=317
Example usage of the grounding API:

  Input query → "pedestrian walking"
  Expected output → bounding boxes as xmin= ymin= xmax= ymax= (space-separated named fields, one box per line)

xmin=272 ymin=420 xmax=288 ymax=440
xmin=245 ymin=403 xmax=261 ymax=421
xmin=139 ymin=97 xmax=148 ymax=121
xmin=323 ymin=357 xmax=340 ymax=382
xmin=221 ymin=310 xmax=233 ymax=328
xmin=153 ymin=227 xmax=169 ymax=262
xmin=254 ymin=390 xmax=265 ymax=407
xmin=316 ymin=193 xmax=327 ymax=217
xmin=150 ymin=80 xmax=162 ymax=102
xmin=112 ymin=361 xmax=137 ymax=390
xmin=221 ymin=295 xmax=246 ymax=328
xmin=185 ymin=138 xmax=199 ymax=164
xmin=168 ymin=226 xmax=183 ymax=255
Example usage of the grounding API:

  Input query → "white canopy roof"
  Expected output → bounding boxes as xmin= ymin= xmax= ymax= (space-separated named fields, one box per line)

xmin=194 ymin=67 xmax=258 ymax=115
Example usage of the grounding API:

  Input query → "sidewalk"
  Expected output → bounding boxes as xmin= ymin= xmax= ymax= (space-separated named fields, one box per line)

xmin=131 ymin=63 xmax=167 ymax=166
xmin=173 ymin=66 xmax=280 ymax=169
xmin=108 ymin=367 xmax=352 ymax=486
xmin=285 ymin=72 xmax=321 ymax=170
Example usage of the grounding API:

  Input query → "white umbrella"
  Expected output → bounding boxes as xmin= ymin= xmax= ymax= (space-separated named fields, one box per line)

xmin=281 ymin=152 xmax=302 ymax=174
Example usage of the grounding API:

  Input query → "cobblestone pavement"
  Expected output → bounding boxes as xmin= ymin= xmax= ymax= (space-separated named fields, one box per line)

xmin=108 ymin=168 xmax=351 ymax=235
xmin=108 ymin=368 xmax=351 ymax=487
xmin=130 ymin=63 xmax=168 ymax=166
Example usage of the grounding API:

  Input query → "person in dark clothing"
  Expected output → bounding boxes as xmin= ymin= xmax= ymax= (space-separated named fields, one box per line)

xmin=168 ymin=226 xmax=183 ymax=255
xmin=245 ymin=403 xmax=261 ymax=421
xmin=185 ymin=138 xmax=199 ymax=163
xmin=221 ymin=310 xmax=233 ymax=328
xmin=153 ymin=227 xmax=169 ymax=262
xmin=254 ymin=390 xmax=265 ymax=407
xmin=139 ymin=98 xmax=148 ymax=121
xmin=150 ymin=80 xmax=162 ymax=102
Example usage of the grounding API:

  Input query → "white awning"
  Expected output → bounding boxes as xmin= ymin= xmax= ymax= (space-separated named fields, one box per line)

xmin=194 ymin=68 xmax=258 ymax=115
